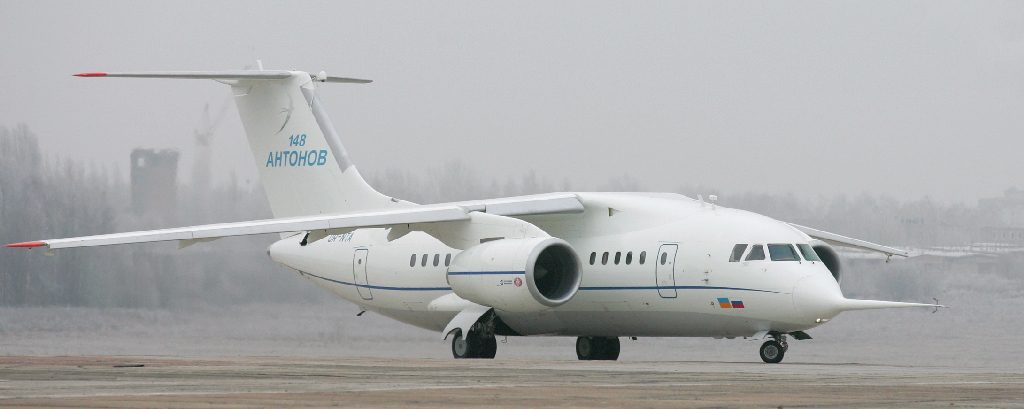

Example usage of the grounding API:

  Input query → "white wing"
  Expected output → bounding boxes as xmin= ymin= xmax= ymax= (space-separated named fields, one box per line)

xmin=6 ymin=193 xmax=584 ymax=250
xmin=789 ymin=223 xmax=909 ymax=258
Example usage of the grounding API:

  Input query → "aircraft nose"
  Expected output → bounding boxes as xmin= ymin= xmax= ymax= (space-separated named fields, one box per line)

xmin=791 ymin=273 xmax=845 ymax=324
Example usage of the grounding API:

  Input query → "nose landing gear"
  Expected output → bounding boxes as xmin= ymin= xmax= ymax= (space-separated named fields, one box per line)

xmin=759 ymin=332 xmax=789 ymax=363
xmin=576 ymin=336 xmax=620 ymax=360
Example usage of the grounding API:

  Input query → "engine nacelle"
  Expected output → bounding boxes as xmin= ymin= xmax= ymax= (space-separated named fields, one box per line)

xmin=447 ymin=237 xmax=581 ymax=312
xmin=812 ymin=242 xmax=842 ymax=283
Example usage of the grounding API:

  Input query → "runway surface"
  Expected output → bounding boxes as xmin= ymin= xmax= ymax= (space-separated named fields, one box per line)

xmin=0 ymin=356 xmax=1021 ymax=408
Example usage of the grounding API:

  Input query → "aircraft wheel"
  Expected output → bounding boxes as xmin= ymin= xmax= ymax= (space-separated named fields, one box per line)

xmin=759 ymin=340 xmax=785 ymax=364
xmin=602 ymin=337 xmax=620 ymax=361
xmin=480 ymin=336 xmax=497 ymax=359
xmin=576 ymin=336 xmax=597 ymax=360
xmin=451 ymin=331 xmax=481 ymax=359
xmin=576 ymin=336 xmax=620 ymax=360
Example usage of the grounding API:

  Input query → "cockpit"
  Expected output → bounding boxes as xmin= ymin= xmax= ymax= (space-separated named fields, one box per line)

xmin=728 ymin=243 xmax=821 ymax=263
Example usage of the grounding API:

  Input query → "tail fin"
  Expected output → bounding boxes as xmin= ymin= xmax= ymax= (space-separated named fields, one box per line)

xmin=76 ymin=70 xmax=402 ymax=218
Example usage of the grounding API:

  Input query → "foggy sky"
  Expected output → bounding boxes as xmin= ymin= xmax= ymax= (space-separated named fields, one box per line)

xmin=1 ymin=1 xmax=1021 ymax=203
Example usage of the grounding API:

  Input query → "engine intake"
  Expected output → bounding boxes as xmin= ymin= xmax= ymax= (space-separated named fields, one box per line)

xmin=812 ymin=242 xmax=842 ymax=283
xmin=447 ymin=237 xmax=581 ymax=312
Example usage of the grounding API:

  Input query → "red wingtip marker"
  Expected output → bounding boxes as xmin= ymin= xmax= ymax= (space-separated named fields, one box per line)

xmin=5 ymin=241 xmax=46 ymax=248
xmin=73 ymin=72 xmax=107 ymax=77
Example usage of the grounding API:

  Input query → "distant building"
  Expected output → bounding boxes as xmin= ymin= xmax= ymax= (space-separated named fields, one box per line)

xmin=979 ymin=226 xmax=1024 ymax=246
xmin=130 ymin=149 xmax=179 ymax=215
xmin=979 ymin=187 xmax=1024 ymax=227
xmin=977 ymin=188 xmax=1024 ymax=247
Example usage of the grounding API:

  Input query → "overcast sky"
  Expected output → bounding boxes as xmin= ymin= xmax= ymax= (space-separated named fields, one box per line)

xmin=1 ymin=1 xmax=1021 ymax=203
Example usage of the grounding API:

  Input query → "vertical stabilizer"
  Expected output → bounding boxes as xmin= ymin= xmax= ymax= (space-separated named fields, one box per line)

xmin=231 ymin=72 xmax=398 ymax=217
xmin=74 ymin=70 xmax=403 ymax=218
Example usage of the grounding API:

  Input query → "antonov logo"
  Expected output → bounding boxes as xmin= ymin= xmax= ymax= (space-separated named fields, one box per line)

xmin=265 ymin=149 xmax=329 ymax=168
xmin=265 ymin=133 xmax=329 ymax=168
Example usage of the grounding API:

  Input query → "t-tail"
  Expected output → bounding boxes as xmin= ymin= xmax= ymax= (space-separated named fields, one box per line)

xmin=74 ymin=69 xmax=405 ymax=218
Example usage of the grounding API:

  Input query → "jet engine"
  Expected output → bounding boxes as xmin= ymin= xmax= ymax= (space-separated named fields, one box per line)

xmin=447 ymin=237 xmax=581 ymax=312
xmin=812 ymin=242 xmax=842 ymax=283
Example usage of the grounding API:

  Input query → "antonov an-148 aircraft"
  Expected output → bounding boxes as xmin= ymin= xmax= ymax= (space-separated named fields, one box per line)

xmin=7 ymin=69 xmax=942 ymax=363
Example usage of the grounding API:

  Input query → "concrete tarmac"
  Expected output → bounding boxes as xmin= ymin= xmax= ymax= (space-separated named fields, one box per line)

xmin=0 ymin=356 xmax=1021 ymax=408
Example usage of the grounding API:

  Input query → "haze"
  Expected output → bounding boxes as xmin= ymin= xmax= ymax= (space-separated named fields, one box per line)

xmin=1 ymin=0 xmax=1022 ymax=202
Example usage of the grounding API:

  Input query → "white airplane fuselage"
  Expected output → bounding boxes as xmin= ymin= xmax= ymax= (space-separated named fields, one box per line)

xmin=270 ymin=192 xmax=842 ymax=338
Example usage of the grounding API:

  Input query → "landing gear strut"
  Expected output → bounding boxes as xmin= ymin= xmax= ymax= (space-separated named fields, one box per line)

xmin=576 ymin=336 xmax=620 ymax=360
xmin=451 ymin=330 xmax=497 ymax=359
xmin=759 ymin=332 xmax=788 ymax=364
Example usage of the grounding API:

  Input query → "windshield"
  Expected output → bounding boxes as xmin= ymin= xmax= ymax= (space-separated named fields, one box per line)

xmin=767 ymin=244 xmax=800 ymax=261
xmin=745 ymin=245 xmax=765 ymax=261
xmin=797 ymin=244 xmax=821 ymax=261
xmin=729 ymin=244 xmax=748 ymax=262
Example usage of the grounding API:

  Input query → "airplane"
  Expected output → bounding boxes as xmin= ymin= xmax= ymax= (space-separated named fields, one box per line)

xmin=6 ymin=68 xmax=943 ymax=363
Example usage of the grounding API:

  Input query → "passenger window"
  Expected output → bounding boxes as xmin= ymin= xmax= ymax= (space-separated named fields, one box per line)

xmin=614 ymin=252 xmax=621 ymax=265
xmin=625 ymin=251 xmax=633 ymax=265
xmin=660 ymin=252 xmax=668 ymax=265
xmin=410 ymin=254 xmax=417 ymax=267
xmin=433 ymin=254 xmax=440 ymax=267
xmin=768 ymin=243 xmax=800 ymax=261
xmin=639 ymin=251 xmax=647 ymax=264
xmin=590 ymin=252 xmax=596 ymax=265
xmin=745 ymin=245 xmax=765 ymax=261
xmin=445 ymin=253 xmax=452 ymax=266
xmin=797 ymin=244 xmax=820 ymax=262
xmin=421 ymin=254 xmax=428 ymax=267
xmin=602 ymin=252 xmax=609 ymax=265
xmin=729 ymin=244 xmax=748 ymax=262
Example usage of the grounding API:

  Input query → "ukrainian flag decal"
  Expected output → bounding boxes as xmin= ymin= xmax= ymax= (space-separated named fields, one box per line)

xmin=717 ymin=298 xmax=745 ymax=309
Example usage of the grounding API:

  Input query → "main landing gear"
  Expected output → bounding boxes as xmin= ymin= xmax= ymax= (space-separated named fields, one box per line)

xmin=759 ymin=332 xmax=789 ymax=364
xmin=576 ymin=336 xmax=620 ymax=360
xmin=451 ymin=330 xmax=497 ymax=359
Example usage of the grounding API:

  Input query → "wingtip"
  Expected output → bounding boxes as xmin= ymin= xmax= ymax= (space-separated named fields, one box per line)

xmin=5 ymin=241 xmax=47 ymax=248
xmin=73 ymin=72 xmax=107 ymax=77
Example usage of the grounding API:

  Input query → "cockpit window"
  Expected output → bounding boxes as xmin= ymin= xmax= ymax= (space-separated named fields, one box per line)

xmin=798 ymin=244 xmax=821 ymax=261
xmin=768 ymin=244 xmax=800 ymax=261
xmin=729 ymin=244 xmax=747 ymax=262
xmin=745 ymin=245 xmax=765 ymax=261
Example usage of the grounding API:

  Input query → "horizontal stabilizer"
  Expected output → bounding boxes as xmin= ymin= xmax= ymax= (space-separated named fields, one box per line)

xmin=74 ymin=71 xmax=374 ymax=84
xmin=74 ymin=71 xmax=293 ymax=80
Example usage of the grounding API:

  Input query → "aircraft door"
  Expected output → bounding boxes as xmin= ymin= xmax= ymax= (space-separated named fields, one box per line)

xmin=353 ymin=249 xmax=372 ymax=300
xmin=655 ymin=244 xmax=679 ymax=298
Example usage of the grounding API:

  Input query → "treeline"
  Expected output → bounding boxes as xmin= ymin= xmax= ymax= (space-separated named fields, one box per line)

xmin=0 ymin=124 xmax=1017 ymax=307
xmin=0 ymin=125 xmax=318 ymax=307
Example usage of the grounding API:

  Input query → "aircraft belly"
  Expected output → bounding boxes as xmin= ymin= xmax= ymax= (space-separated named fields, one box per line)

xmin=371 ymin=307 xmax=456 ymax=332
xmin=497 ymin=286 xmax=803 ymax=337
xmin=498 ymin=309 xmax=810 ymax=337
xmin=297 ymin=272 xmax=455 ymax=331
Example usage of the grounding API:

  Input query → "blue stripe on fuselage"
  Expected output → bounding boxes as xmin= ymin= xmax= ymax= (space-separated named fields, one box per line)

xmin=303 ymin=271 xmax=451 ymax=291
xmin=447 ymin=271 xmax=526 ymax=276
xmin=579 ymin=285 xmax=781 ymax=294
xmin=301 ymin=270 xmax=779 ymax=294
